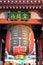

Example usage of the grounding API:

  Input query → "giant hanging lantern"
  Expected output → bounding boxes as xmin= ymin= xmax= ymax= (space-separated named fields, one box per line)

xmin=6 ymin=25 xmax=34 ymax=55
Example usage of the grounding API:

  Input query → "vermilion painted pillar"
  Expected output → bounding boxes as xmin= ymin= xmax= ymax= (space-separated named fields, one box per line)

xmin=35 ymin=39 xmax=38 ymax=65
xmin=38 ymin=31 xmax=43 ymax=65
xmin=41 ymin=39 xmax=43 ymax=65
xmin=38 ymin=39 xmax=42 ymax=65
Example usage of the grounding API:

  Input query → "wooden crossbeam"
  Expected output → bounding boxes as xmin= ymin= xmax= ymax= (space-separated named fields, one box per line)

xmin=0 ymin=19 xmax=42 ymax=24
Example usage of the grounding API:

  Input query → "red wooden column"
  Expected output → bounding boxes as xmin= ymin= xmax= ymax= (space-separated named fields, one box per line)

xmin=36 ymin=39 xmax=38 ymax=65
xmin=41 ymin=38 xmax=43 ymax=65
xmin=38 ymin=39 xmax=42 ymax=65
xmin=38 ymin=31 xmax=43 ymax=65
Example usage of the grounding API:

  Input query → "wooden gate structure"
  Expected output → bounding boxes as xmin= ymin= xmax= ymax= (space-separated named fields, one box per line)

xmin=0 ymin=0 xmax=43 ymax=65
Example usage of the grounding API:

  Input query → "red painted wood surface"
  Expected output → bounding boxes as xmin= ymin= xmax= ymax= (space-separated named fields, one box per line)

xmin=0 ymin=19 xmax=42 ymax=24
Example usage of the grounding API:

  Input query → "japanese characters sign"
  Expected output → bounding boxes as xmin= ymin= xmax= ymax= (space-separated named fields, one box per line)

xmin=8 ymin=12 xmax=31 ymax=20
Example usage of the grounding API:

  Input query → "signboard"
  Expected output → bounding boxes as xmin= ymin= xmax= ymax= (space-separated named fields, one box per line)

xmin=0 ymin=12 xmax=42 ymax=21
xmin=8 ymin=12 xmax=31 ymax=20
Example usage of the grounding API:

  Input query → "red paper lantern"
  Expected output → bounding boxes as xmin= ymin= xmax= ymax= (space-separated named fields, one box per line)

xmin=6 ymin=25 xmax=34 ymax=55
